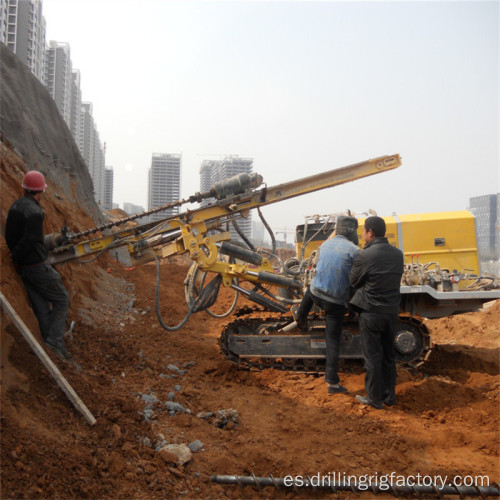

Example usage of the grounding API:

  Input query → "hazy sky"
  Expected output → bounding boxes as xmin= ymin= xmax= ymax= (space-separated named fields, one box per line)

xmin=42 ymin=0 xmax=499 ymax=233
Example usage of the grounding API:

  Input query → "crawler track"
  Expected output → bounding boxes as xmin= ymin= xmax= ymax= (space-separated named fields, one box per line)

xmin=219 ymin=313 xmax=432 ymax=372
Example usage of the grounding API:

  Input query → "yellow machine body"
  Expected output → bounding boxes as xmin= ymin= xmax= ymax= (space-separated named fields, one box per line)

xmin=297 ymin=210 xmax=480 ymax=276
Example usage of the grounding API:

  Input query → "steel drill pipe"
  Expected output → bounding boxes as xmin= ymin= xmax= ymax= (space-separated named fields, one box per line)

xmin=210 ymin=475 xmax=500 ymax=497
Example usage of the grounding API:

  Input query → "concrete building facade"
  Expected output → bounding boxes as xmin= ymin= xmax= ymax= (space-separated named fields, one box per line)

xmin=199 ymin=156 xmax=253 ymax=241
xmin=69 ymin=69 xmax=82 ymax=140
xmin=148 ymin=153 xmax=181 ymax=222
xmin=469 ymin=193 xmax=499 ymax=264
xmin=79 ymin=102 xmax=106 ymax=205
xmin=0 ymin=1 xmax=107 ymax=207
xmin=0 ymin=0 xmax=8 ymax=44
xmin=104 ymin=167 xmax=113 ymax=210
xmin=2 ymin=0 xmax=46 ymax=82
xmin=44 ymin=41 xmax=72 ymax=126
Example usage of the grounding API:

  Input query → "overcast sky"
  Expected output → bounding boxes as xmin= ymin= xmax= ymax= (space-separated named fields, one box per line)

xmin=42 ymin=0 xmax=499 ymax=233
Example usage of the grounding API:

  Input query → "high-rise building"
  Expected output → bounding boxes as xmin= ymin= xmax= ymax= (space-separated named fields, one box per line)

xmin=123 ymin=202 xmax=145 ymax=216
xmin=69 ymin=69 xmax=82 ymax=140
xmin=0 ymin=0 xmax=8 ymax=44
xmin=148 ymin=153 xmax=181 ymax=222
xmin=199 ymin=160 xmax=219 ymax=206
xmin=199 ymin=156 xmax=253 ymax=241
xmin=79 ymin=102 xmax=106 ymax=205
xmin=44 ymin=41 xmax=72 ymax=126
xmin=2 ymin=0 xmax=46 ymax=82
xmin=1 ymin=0 xmax=107 ymax=207
xmin=469 ymin=193 xmax=499 ymax=263
xmin=104 ymin=167 xmax=113 ymax=210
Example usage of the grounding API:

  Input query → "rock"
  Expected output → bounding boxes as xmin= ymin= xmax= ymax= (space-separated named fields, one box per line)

xmin=216 ymin=409 xmax=239 ymax=428
xmin=158 ymin=448 xmax=179 ymax=464
xmin=160 ymin=444 xmax=192 ymax=465
xmin=168 ymin=466 xmax=186 ymax=478
xmin=183 ymin=361 xmax=196 ymax=368
xmin=188 ymin=440 xmax=203 ymax=452
xmin=174 ymin=384 xmax=182 ymax=392
xmin=196 ymin=411 xmax=213 ymax=420
xmin=168 ymin=392 xmax=175 ymax=401
xmin=143 ymin=407 xmax=155 ymax=420
xmin=141 ymin=393 xmax=160 ymax=405
xmin=142 ymin=437 xmax=152 ymax=448
xmin=111 ymin=424 xmax=121 ymax=440
xmin=164 ymin=401 xmax=190 ymax=414
xmin=154 ymin=439 xmax=167 ymax=452
xmin=167 ymin=364 xmax=180 ymax=372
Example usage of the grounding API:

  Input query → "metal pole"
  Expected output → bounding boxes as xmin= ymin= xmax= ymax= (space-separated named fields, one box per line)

xmin=211 ymin=474 xmax=500 ymax=498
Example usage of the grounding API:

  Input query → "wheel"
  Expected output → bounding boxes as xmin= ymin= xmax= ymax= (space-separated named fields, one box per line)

xmin=392 ymin=320 xmax=425 ymax=363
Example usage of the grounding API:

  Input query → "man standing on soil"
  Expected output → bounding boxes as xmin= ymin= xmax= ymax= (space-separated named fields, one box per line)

xmin=349 ymin=216 xmax=404 ymax=409
xmin=5 ymin=170 xmax=72 ymax=360
xmin=292 ymin=215 xmax=360 ymax=395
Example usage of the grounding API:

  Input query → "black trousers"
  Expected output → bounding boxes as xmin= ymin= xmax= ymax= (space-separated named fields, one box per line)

xmin=298 ymin=288 xmax=346 ymax=385
xmin=18 ymin=263 xmax=70 ymax=349
xmin=359 ymin=311 xmax=398 ymax=404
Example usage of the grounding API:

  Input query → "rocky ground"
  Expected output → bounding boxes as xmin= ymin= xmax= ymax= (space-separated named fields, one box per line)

xmin=1 ymin=248 xmax=499 ymax=498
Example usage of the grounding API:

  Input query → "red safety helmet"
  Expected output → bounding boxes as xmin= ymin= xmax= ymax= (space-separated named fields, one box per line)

xmin=22 ymin=170 xmax=47 ymax=191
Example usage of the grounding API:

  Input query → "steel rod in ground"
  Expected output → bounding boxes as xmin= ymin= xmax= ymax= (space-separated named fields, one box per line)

xmin=210 ymin=475 xmax=500 ymax=497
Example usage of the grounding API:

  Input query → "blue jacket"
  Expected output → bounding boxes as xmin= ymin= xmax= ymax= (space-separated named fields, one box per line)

xmin=310 ymin=235 xmax=361 ymax=306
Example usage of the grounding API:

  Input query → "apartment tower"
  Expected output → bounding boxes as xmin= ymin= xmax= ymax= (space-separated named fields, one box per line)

xmin=1 ymin=0 xmax=46 ymax=82
xmin=148 ymin=153 xmax=181 ymax=222
xmin=199 ymin=156 xmax=253 ymax=241
xmin=469 ymin=193 xmax=499 ymax=263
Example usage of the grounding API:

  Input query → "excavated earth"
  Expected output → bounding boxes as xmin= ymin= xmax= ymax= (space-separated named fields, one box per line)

xmin=1 ymin=43 xmax=499 ymax=500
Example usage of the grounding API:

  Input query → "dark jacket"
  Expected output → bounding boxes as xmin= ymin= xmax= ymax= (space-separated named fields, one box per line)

xmin=6 ymin=195 xmax=48 ymax=266
xmin=349 ymin=237 xmax=404 ymax=314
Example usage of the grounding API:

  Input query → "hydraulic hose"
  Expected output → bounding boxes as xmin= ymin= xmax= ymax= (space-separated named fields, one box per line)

xmin=148 ymin=251 xmax=198 ymax=331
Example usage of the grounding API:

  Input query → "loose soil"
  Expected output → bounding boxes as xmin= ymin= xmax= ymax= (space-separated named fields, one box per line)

xmin=1 ymin=174 xmax=499 ymax=498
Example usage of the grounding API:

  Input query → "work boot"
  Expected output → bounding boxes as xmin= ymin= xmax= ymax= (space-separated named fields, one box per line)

xmin=355 ymin=395 xmax=383 ymax=410
xmin=328 ymin=384 xmax=348 ymax=395
xmin=291 ymin=305 xmax=308 ymax=332
xmin=45 ymin=340 xmax=72 ymax=361
xmin=382 ymin=392 xmax=396 ymax=406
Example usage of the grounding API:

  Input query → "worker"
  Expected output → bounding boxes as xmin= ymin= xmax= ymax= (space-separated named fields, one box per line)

xmin=292 ymin=215 xmax=360 ymax=394
xmin=5 ymin=170 xmax=72 ymax=360
xmin=349 ymin=216 xmax=404 ymax=409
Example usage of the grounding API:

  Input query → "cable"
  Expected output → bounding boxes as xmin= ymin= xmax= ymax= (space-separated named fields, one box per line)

xmin=146 ymin=251 xmax=199 ymax=331
xmin=231 ymin=219 xmax=257 ymax=251
xmin=258 ymin=208 xmax=276 ymax=254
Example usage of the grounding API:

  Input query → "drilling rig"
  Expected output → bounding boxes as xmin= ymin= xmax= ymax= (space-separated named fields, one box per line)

xmin=47 ymin=154 xmax=499 ymax=372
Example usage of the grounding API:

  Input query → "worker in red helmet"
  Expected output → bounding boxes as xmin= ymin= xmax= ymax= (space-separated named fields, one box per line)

xmin=5 ymin=170 xmax=72 ymax=361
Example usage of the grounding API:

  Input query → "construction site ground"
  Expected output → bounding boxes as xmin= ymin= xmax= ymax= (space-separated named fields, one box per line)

xmin=1 ymin=248 xmax=499 ymax=499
